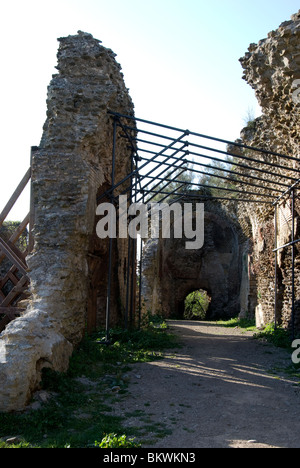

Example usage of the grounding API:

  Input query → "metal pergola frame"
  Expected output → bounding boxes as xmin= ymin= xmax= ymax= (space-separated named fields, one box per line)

xmin=273 ymin=179 xmax=300 ymax=339
xmin=98 ymin=111 xmax=300 ymax=341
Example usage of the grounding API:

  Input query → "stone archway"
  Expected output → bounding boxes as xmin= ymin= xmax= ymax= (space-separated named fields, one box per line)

xmin=179 ymin=288 xmax=211 ymax=320
xmin=142 ymin=206 xmax=243 ymax=321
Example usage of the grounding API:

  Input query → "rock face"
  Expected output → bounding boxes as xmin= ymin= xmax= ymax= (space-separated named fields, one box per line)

xmin=142 ymin=11 xmax=300 ymax=329
xmin=0 ymin=31 xmax=134 ymax=411
xmin=239 ymin=10 xmax=300 ymax=158
xmin=142 ymin=202 xmax=244 ymax=320
xmin=237 ymin=11 xmax=300 ymax=329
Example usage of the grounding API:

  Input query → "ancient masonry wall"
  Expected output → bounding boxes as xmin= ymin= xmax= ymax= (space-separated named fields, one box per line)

xmin=237 ymin=11 xmax=300 ymax=329
xmin=0 ymin=31 xmax=134 ymax=411
xmin=141 ymin=201 xmax=246 ymax=321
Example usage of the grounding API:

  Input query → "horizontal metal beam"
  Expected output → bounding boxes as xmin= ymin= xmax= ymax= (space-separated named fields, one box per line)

xmin=140 ymin=173 xmax=277 ymax=198
xmin=108 ymin=110 xmax=297 ymax=161
xmin=273 ymin=238 xmax=300 ymax=252
xmin=142 ymin=188 xmax=274 ymax=204
xmin=273 ymin=178 xmax=300 ymax=206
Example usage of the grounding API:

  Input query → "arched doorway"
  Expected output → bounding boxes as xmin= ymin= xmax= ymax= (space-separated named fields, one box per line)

xmin=183 ymin=289 xmax=211 ymax=320
xmin=142 ymin=209 xmax=243 ymax=321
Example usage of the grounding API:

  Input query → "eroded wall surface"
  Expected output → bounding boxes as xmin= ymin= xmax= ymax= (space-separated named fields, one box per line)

xmin=238 ymin=11 xmax=300 ymax=329
xmin=0 ymin=31 xmax=134 ymax=411
xmin=141 ymin=202 xmax=245 ymax=320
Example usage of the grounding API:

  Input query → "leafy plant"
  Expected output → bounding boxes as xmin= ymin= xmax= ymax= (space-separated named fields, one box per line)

xmin=254 ymin=323 xmax=293 ymax=349
xmin=0 ymin=324 xmax=180 ymax=448
xmin=217 ymin=316 xmax=256 ymax=331
xmin=95 ymin=433 xmax=141 ymax=448
xmin=184 ymin=290 xmax=210 ymax=320
xmin=145 ymin=311 xmax=168 ymax=329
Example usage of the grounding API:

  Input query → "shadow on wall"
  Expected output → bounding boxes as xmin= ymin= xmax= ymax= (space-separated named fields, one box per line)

xmin=157 ymin=209 xmax=244 ymax=321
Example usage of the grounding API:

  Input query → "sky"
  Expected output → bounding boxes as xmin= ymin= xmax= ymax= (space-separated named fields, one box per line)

xmin=0 ymin=0 xmax=299 ymax=220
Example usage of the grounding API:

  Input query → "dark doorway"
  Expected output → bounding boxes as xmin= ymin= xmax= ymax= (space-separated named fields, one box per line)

xmin=184 ymin=289 xmax=211 ymax=320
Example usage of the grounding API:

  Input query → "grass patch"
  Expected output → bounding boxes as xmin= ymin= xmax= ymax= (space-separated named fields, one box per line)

xmin=253 ymin=323 xmax=294 ymax=349
xmin=0 ymin=323 xmax=180 ymax=448
xmin=216 ymin=316 xmax=257 ymax=331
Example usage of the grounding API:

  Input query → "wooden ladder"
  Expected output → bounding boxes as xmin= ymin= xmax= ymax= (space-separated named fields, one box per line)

xmin=0 ymin=165 xmax=34 ymax=333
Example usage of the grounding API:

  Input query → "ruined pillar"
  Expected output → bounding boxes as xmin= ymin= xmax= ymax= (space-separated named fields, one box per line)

xmin=238 ymin=11 xmax=300 ymax=329
xmin=0 ymin=31 xmax=134 ymax=411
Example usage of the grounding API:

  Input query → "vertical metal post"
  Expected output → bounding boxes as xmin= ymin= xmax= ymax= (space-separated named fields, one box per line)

xmin=125 ymin=236 xmax=131 ymax=330
xmin=274 ymin=204 xmax=278 ymax=330
xmin=291 ymin=189 xmax=295 ymax=340
xmin=125 ymin=150 xmax=135 ymax=329
xmin=138 ymin=236 xmax=143 ymax=329
xmin=105 ymin=117 xmax=117 ymax=343
xmin=130 ymin=237 xmax=136 ymax=326
xmin=129 ymin=175 xmax=138 ymax=327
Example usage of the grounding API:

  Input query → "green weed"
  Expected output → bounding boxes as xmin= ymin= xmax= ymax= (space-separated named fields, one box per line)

xmin=217 ymin=316 xmax=257 ymax=331
xmin=253 ymin=323 xmax=293 ymax=349
xmin=0 ymin=324 xmax=180 ymax=448
xmin=95 ymin=433 xmax=141 ymax=448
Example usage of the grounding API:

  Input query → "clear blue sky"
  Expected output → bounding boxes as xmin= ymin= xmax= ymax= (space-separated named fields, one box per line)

xmin=1 ymin=0 xmax=299 ymax=220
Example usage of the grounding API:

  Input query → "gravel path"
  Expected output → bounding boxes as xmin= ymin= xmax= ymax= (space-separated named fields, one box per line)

xmin=111 ymin=320 xmax=300 ymax=448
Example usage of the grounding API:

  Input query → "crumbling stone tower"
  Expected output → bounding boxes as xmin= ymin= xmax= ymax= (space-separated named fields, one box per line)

xmin=0 ymin=31 xmax=134 ymax=411
xmin=237 ymin=11 xmax=300 ymax=330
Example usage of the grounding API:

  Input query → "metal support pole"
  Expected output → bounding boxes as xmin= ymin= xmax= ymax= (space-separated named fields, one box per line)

xmin=138 ymin=236 xmax=143 ymax=329
xmin=274 ymin=204 xmax=278 ymax=330
xmin=130 ymin=175 xmax=139 ymax=327
xmin=125 ymin=236 xmax=131 ymax=330
xmin=291 ymin=189 xmax=295 ymax=340
xmin=125 ymin=150 xmax=135 ymax=329
xmin=130 ymin=237 xmax=136 ymax=326
xmin=105 ymin=117 xmax=117 ymax=343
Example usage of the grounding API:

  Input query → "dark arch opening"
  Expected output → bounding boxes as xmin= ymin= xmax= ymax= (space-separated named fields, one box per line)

xmin=176 ymin=288 xmax=212 ymax=320
xmin=184 ymin=289 xmax=211 ymax=320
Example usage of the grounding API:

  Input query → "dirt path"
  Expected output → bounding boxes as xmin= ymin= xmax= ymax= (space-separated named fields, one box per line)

xmin=111 ymin=320 xmax=300 ymax=448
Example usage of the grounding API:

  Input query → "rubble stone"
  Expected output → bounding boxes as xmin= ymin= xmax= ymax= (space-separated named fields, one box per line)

xmin=0 ymin=31 xmax=134 ymax=412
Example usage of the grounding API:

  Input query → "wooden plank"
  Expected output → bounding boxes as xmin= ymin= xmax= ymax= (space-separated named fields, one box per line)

xmin=0 ymin=265 xmax=18 ymax=289
xmin=6 ymin=239 xmax=27 ymax=262
xmin=0 ymin=307 xmax=24 ymax=332
xmin=28 ymin=148 xmax=36 ymax=253
xmin=0 ymin=238 xmax=28 ymax=276
xmin=0 ymin=168 xmax=31 ymax=228
xmin=0 ymin=307 xmax=24 ymax=318
xmin=0 ymin=275 xmax=29 ymax=307
xmin=6 ymin=212 xmax=30 ymax=247
xmin=0 ymin=213 xmax=30 ymax=265
xmin=7 ymin=271 xmax=20 ymax=286
xmin=0 ymin=315 xmax=11 ymax=333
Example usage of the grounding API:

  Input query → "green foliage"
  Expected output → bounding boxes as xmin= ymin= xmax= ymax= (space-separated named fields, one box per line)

xmin=145 ymin=311 xmax=168 ymax=329
xmin=184 ymin=290 xmax=210 ymax=320
xmin=0 ymin=221 xmax=28 ymax=251
xmin=243 ymin=107 xmax=256 ymax=127
xmin=95 ymin=433 xmax=141 ymax=448
xmin=0 ymin=440 xmax=31 ymax=449
xmin=147 ymin=163 xmax=195 ymax=202
xmin=0 ymin=324 xmax=180 ymax=448
xmin=217 ymin=316 xmax=256 ymax=331
xmin=254 ymin=323 xmax=293 ymax=349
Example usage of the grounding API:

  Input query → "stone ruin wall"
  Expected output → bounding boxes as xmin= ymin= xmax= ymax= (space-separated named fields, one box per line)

xmin=0 ymin=31 xmax=135 ymax=412
xmin=141 ymin=11 xmax=300 ymax=330
xmin=1 ymin=12 xmax=299 ymax=413
xmin=237 ymin=11 xmax=300 ymax=330
xmin=141 ymin=201 xmax=246 ymax=321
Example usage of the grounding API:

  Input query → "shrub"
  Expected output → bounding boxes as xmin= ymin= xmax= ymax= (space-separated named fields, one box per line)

xmin=184 ymin=290 xmax=210 ymax=320
xmin=254 ymin=323 xmax=293 ymax=349
xmin=95 ymin=433 xmax=141 ymax=448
